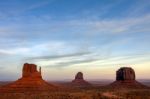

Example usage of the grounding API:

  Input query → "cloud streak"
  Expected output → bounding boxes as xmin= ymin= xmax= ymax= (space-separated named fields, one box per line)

xmin=26 ymin=51 xmax=92 ymax=61
xmin=0 ymin=50 xmax=14 ymax=56
xmin=45 ymin=58 xmax=99 ymax=68
xmin=34 ymin=51 xmax=150 ymax=68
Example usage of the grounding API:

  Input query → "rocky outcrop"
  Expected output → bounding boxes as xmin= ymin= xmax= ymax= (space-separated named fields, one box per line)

xmin=0 ymin=63 xmax=58 ymax=93
xmin=116 ymin=67 xmax=135 ymax=81
xmin=22 ymin=63 xmax=42 ymax=78
xmin=72 ymin=72 xmax=91 ymax=87
xmin=75 ymin=72 xmax=84 ymax=80
xmin=109 ymin=67 xmax=147 ymax=88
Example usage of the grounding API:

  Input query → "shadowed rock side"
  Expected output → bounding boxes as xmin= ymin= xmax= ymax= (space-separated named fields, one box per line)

xmin=0 ymin=63 xmax=58 ymax=93
xmin=116 ymin=67 xmax=135 ymax=81
xmin=109 ymin=67 xmax=147 ymax=88
xmin=71 ymin=72 xmax=91 ymax=87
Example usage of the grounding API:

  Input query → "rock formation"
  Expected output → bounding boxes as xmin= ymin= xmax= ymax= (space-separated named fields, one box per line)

xmin=109 ymin=67 xmax=147 ymax=88
xmin=75 ymin=72 xmax=84 ymax=80
xmin=116 ymin=67 xmax=135 ymax=81
xmin=0 ymin=63 xmax=58 ymax=93
xmin=22 ymin=63 xmax=42 ymax=78
xmin=71 ymin=72 xmax=91 ymax=86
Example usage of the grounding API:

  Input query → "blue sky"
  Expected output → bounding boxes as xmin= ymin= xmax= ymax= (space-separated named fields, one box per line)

xmin=0 ymin=0 xmax=150 ymax=81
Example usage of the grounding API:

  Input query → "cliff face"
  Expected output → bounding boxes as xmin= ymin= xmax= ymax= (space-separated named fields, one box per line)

xmin=109 ymin=67 xmax=146 ymax=88
xmin=116 ymin=67 xmax=135 ymax=81
xmin=0 ymin=63 xmax=58 ymax=93
xmin=22 ymin=63 xmax=42 ymax=79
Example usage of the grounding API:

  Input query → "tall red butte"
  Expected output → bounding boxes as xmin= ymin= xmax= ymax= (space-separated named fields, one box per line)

xmin=0 ymin=63 xmax=58 ymax=93
xmin=109 ymin=67 xmax=147 ymax=88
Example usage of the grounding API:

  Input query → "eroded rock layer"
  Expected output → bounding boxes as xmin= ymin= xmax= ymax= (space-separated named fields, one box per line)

xmin=0 ymin=63 xmax=58 ymax=93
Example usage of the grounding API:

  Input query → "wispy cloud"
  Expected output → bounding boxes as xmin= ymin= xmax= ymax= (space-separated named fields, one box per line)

xmin=0 ymin=50 xmax=14 ymax=56
xmin=31 ymin=50 xmax=150 ymax=68
xmin=124 ymin=0 xmax=150 ymax=17
xmin=45 ymin=58 xmax=99 ymax=68
xmin=27 ymin=51 xmax=91 ymax=61
xmin=0 ymin=0 xmax=53 ymax=19
xmin=0 ymin=13 xmax=149 ymax=42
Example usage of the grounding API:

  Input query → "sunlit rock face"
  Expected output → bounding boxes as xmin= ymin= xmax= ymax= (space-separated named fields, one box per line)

xmin=0 ymin=63 xmax=58 ymax=93
xmin=72 ymin=72 xmax=91 ymax=87
xmin=22 ymin=63 xmax=42 ymax=79
xmin=109 ymin=67 xmax=147 ymax=88
xmin=116 ymin=67 xmax=135 ymax=81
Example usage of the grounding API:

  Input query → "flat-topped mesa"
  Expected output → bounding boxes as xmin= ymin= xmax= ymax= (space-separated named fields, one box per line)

xmin=116 ymin=67 xmax=135 ymax=81
xmin=22 ymin=63 xmax=42 ymax=79
xmin=108 ymin=67 xmax=147 ymax=88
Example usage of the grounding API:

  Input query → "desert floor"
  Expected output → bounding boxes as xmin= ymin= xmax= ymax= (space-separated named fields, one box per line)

xmin=0 ymin=80 xmax=150 ymax=99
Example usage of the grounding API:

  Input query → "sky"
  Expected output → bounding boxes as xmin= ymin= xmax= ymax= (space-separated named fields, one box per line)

xmin=0 ymin=0 xmax=150 ymax=81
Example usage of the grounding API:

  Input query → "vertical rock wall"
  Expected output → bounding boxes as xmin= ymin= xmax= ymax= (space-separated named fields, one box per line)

xmin=116 ymin=67 xmax=135 ymax=81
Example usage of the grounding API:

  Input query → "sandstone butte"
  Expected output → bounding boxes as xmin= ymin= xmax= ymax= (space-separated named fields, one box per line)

xmin=109 ymin=67 xmax=147 ymax=88
xmin=0 ymin=63 xmax=58 ymax=93
xmin=71 ymin=72 xmax=91 ymax=86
